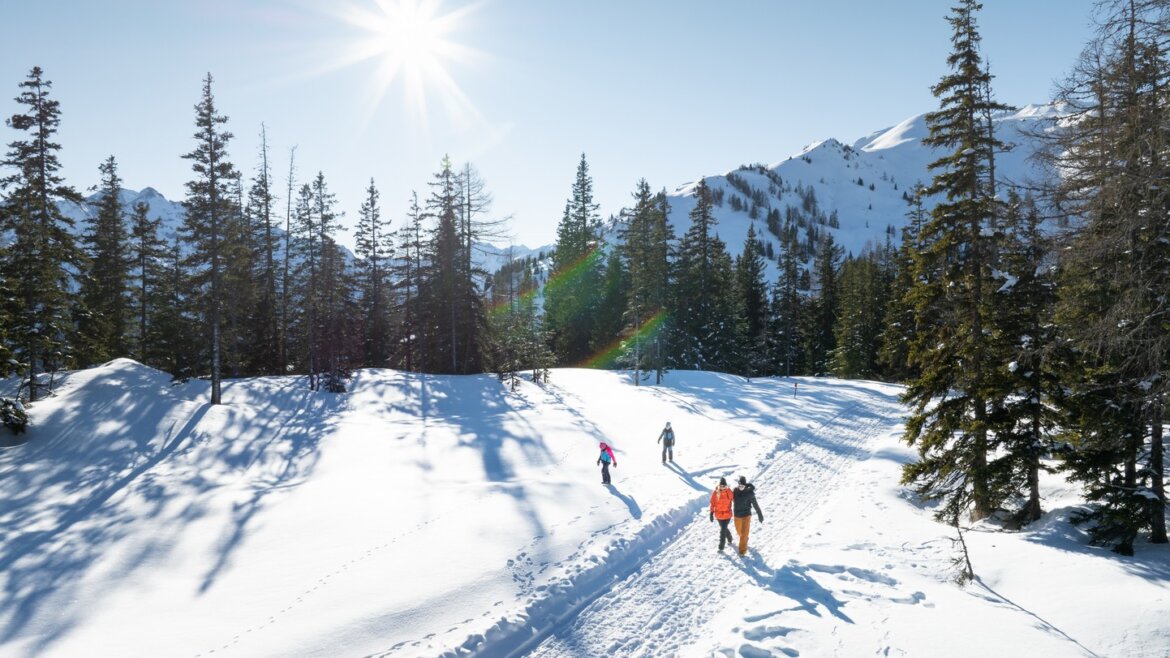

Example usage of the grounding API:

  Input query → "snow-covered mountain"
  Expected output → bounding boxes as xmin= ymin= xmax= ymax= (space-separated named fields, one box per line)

xmin=59 ymin=105 xmax=1057 ymax=279
xmin=619 ymin=104 xmax=1059 ymax=278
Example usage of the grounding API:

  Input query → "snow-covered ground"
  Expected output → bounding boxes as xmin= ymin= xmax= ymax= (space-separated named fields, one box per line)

xmin=0 ymin=360 xmax=1166 ymax=657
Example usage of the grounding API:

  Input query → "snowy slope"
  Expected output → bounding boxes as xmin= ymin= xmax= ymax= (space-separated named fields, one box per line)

xmin=1 ymin=360 xmax=1167 ymax=657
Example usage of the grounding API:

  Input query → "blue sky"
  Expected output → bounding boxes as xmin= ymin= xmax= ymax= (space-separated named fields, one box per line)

xmin=2 ymin=0 xmax=1097 ymax=249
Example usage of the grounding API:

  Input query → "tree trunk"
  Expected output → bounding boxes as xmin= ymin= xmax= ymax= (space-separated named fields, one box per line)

xmin=1151 ymin=398 xmax=1167 ymax=543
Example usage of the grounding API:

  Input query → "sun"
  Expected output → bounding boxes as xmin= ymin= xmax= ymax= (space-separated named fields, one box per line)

xmin=338 ymin=0 xmax=481 ymax=126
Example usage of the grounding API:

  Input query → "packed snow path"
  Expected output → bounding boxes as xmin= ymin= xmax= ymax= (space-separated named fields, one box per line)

xmin=523 ymin=396 xmax=901 ymax=658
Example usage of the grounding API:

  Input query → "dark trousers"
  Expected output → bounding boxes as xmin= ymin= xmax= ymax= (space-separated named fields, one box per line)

xmin=662 ymin=443 xmax=674 ymax=462
xmin=717 ymin=519 xmax=733 ymax=549
xmin=600 ymin=461 xmax=611 ymax=484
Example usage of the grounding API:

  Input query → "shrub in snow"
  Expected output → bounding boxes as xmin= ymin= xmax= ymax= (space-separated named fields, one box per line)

xmin=1 ymin=398 xmax=28 ymax=434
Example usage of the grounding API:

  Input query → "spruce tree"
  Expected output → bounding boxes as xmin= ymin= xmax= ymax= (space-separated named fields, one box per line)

xmin=804 ymin=234 xmax=842 ymax=375
xmin=417 ymin=157 xmax=486 ymax=374
xmin=0 ymin=67 xmax=84 ymax=398
xmin=1047 ymin=0 xmax=1170 ymax=549
xmin=127 ymin=200 xmax=166 ymax=366
xmin=391 ymin=192 xmax=425 ymax=372
xmin=831 ymin=251 xmax=888 ymax=379
xmin=901 ymin=1 xmax=1013 ymax=522
xmin=735 ymin=224 xmax=770 ymax=375
xmin=180 ymin=73 xmax=238 ymax=404
xmin=77 ymin=155 xmax=130 ymax=365
xmin=669 ymin=180 xmax=739 ymax=371
xmin=769 ymin=217 xmax=805 ymax=377
xmin=355 ymin=178 xmax=392 ymax=367
xmin=544 ymin=154 xmax=603 ymax=365
xmin=619 ymin=180 xmax=672 ymax=383
xmin=245 ymin=124 xmax=281 ymax=375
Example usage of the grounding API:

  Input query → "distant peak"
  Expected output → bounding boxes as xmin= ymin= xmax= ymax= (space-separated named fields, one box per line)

xmin=138 ymin=187 xmax=163 ymax=199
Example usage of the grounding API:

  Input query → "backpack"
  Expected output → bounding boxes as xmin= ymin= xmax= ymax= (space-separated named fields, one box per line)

xmin=663 ymin=428 xmax=675 ymax=445
xmin=600 ymin=449 xmax=612 ymax=464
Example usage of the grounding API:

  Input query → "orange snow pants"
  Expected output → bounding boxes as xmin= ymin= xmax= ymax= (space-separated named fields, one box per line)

xmin=734 ymin=515 xmax=752 ymax=555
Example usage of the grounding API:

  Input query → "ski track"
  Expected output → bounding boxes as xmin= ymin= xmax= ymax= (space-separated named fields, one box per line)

xmin=509 ymin=396 xmax=899 ymax=658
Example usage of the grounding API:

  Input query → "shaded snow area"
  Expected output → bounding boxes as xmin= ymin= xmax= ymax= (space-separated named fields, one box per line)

xmin=0 ymin=360 xmax=1167 ymax=657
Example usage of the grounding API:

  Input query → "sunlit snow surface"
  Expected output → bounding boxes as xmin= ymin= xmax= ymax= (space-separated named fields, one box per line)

xmin=0 ymin=359 xmax=1166 ymax=657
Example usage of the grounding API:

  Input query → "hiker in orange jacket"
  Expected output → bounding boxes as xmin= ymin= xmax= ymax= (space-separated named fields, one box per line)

xmin=709 ymin=477 xmax=735 ymax=552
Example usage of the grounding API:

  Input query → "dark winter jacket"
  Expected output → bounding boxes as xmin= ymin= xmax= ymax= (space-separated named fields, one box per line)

xmin=733 ymin=483 xmax=763 ymax=520
xmin=658 ymin=427 xmax=675 ymax=446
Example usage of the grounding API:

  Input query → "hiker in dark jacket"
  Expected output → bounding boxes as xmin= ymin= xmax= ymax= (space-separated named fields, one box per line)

xmin=657 ymin=422 xmax=675 ymax=463
xmin=732 ymin=475 xmax=764 ymax=555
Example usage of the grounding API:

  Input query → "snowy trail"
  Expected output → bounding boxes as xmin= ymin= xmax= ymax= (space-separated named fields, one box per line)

xmin=524 ymin=395 xmax=901 ymax=657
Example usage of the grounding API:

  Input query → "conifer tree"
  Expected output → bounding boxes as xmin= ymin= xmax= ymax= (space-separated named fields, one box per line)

xmin=1047 ymin=0 xmax=1170 ymax=550
xmin=901 ymin=0 xmax=1013 ymax=522
xmin=180 ymin=73 xmax=238 ymax=404
xmin=127 ymin=200 xmax=166 ymax=365
xmin=619 ymin=180 xmax=672 ymax=383
xmin=245 ymin=125 xmax=281 ymax=375
xmin=769 ymin=217 xmax=805 ymax=377
xmin=355 ymin=178 xmax=392 ymax=367
xmin=591 ymin=247 xmax=628 ymax=366
xmin=391 ymin=192 xmax=425 ymax=372
xmin=77 ymin=155 xmax=130 ymax=365
xmin=804 ymin=234 xmax=842 ymax=375
xmin=670 ymin=179 xmax=739 ymax=371
xmin=879 ymin=186 xmax=928 ymax=382
xmin=417 ymin=157 xmax=486 ymax=374
xmin=735 ymin=223 xmax=770 ymax=375
xmin=988 ymin=192 xmax=1061 ymax=525
xmin=544 ymin=154 xmax=603 ymax=365
xmin=0 ymin=67 xmax=84 ymax=398
xmin=831 ymin=251 xmax=888 ymax=379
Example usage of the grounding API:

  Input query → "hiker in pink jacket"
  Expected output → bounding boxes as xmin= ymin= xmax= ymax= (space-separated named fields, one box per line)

xmin=597 ymin=442 xmax=617 ymax=484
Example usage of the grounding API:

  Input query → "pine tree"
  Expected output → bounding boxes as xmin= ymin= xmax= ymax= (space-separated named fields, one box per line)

xmin=391 ymin=192 xmax=425 ymax=372
xmin=1047 ymin=0 xmax=1170 ymax=550
xmin=355 ymin=178 xmax=392 ymax=367
xmin=735 ymin=223 xmax=770 ymax=375
xmin=417 ymin=157 xmax=486 ymax=374
xmin=180 ymin=73 xmax=239 ymax=405
xmin=879 ymin=186 xmax=928 ymax=382
xmin=77 ymin=155 xmax=130 ymax=365
xmin=670 ymin=179 xmax=739 ymax=371
xmin=591 ymin=247 xmax=628 ymax=366
xmin=127 ymin=200 xmax=166 ymax=366
xmin=804 ymin=234 xmax=842 ymax=375
xmin=544 ymin=154 xmax=603 ymax=365
xmin=769 ymin=217 xmax=805 ymax=377
xmin=988 ymin=192 xmax=1061 ymax=525
xmin=245 ymin=124 xmax=281 ymax=375
xmin=901 ymin=1 xmax=1013 ymax=523
xmin=831 ymin=251 xmax=888 ymax=379
xmin=0 ymin=67 xmax=84 ymax=399
xmin=619 ymin=180 xmax=672 ymax=384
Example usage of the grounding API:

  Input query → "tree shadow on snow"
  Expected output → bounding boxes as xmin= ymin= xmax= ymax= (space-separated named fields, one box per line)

xmin=733 ymin=556 xmax=854 ymax=623
xmin=409 ymin=373 xmax=557 ymax=545
xmin=0 ymin=364 xmax=338 ymax=656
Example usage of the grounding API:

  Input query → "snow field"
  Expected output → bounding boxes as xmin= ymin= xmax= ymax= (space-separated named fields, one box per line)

xmin=2 ymin=360 xmax=1167 ymax=658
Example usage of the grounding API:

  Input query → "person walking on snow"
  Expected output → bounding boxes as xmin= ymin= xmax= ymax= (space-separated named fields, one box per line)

xmin=657 ymin=422 xmax=675 ymax=463
xmin=709 ymin=477 xmax=735 ymax=552
xmin=732 ymin=475 xmax=764 ymax=555
xmin=597 ymin=442 xmax=617 ymax=484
